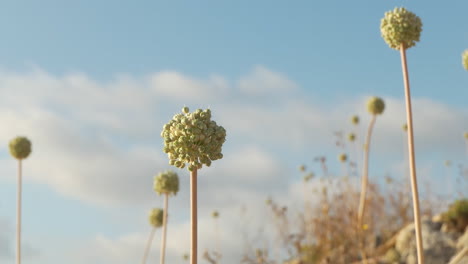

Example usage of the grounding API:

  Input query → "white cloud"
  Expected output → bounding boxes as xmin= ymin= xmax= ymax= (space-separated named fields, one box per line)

xmin=0 ymin=66 xmax=466 ymax=263
xmin=238 ymin=65 xmax=298 ymax=97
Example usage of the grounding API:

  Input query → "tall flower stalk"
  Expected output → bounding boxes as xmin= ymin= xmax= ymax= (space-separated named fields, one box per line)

xmin=212 ymin=210 xmax=221 ymax=261
xmin=357 ymin=97 xmax=385 ymax=263
xmin=9 ymin=136 xmax=32 ymax=264
xmin=154 ymin=170 xmax=180 ymax=264
xmin=381 ymin=7 xmax=424 ymax=263
xmin=142 ymin=208 xmax=164 ymax=264
xmin=161 ymin=107 xmax=226 ymax=264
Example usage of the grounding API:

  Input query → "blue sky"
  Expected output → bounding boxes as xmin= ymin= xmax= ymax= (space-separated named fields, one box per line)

xmin=0 ymin=1 xmax=467 ymax=263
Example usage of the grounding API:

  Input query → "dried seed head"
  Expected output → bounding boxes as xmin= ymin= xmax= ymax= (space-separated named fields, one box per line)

xmin=367 ymin=97 xmax=385 ymax=115
xmin=212 ymin=210 xmax=219 ymax=218
xmin=9 ymin=136 xmax=32 ymax=160
xmin=162 ymin=107 xmax=226 ymax=171
xmin=463 ymin=50 xmax=468 ymax=71
xmin=351 ymin=115 xmax=360 ymax=125
xmin=381 ymin=7 xmax=422 ymax=50
xmin=348 ymin=133 xmax=356 ymax=142
xmin=338 ymin=153 xmax=348 ymax=163
xmin=154 ymin=170 xmax=180 ymax=196
xmin=148 ymin=208 xmax=164 ymax=228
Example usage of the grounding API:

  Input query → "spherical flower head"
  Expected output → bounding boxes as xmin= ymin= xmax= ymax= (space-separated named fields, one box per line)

xmin=351 ymin=115 xmax=359 ymax=125
xmin=338 ymin=153 xmax=347 ymax=163
xmin=148 ymin=208 xmax=164 ymax=228
xmin=367 ymin=97 xmax=385 ymax=115
xmin=465 ymin=132 xmax=468 ymax=140
xmin=463 ymin=50 xmax=468 ymax=71
xmin=402 ymin=123 xmax=408 ymax=132
xmin=348 ymin=133 xmax=356 ymax=142
xmin=161 ymin=107 xmax=227 ymax=171
xmin=303 ymin=172 xmax=314 ymax=182
xmin=183 ymin=254 xmax=189 ymax=261
xmin=299 ymin=165 xmax=306 ymax=172
xmin=381 ymin=7 xmax=422 ymax=50
xmin=212 ymin=210 xmax=219 ymax=218
xmin=9 ymin=136 xmax=32 ymax=160
xmin=154 ymin=170 xmax=179 ymax=196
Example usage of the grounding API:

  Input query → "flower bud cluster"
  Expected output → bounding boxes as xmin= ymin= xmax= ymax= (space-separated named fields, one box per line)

xmin=9 ymin=136 xmax=32 ymax=160
xmin=338 ymin=153 xmax=348 ymax=162
xmin=351 ymin=115 xmax=359 ymax=125
xmin=154 ymin=170 xmax=180 ymax=196
xmin=149 ymin=208 xmax=164 ymax=228
xmin=161 ymin=107 xmax=226 ymax=171
xmin=367 ymin=97 xmax=385 ymax=115
xmin=381 ymin=7 xmax=422 ymax=50
xmin=212 ymin=210 xmax=219 ymax=218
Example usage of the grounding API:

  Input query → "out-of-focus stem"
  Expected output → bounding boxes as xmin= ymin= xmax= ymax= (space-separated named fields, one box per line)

xmin=160 ymin=193 xmax=169 ymax=264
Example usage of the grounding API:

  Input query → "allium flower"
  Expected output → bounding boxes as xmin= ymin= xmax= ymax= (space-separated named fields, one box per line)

xmin=351 ymin=115 xmax=360 ymax=125
xmin=161 ymin=107 xmax=226 ymax=171
xmin=348 ymin=133 xmax=356 ymax=142
xmin=338 ymin=153 xmax=348 ymax=163
xmin=299 ymin=165 xmax=306 ymax=172
xmin=212 ymin=210 xmax=219 ymax=218
xmin=154 ymin=170 xmax=179 ymax=196
xmin=367 ymin=97 xmax=385 ymax=115
xmin=381 ymin=7 xmax=422 ymax=50
xmin=9 ymin=137 xmax=32 ymax=160
xmin=303 ymin=172 xmax=314 ymax=182
xmin=149 ymin=208 xmax=164 ymax=228
xmin=463 ymin=50 xmax=468 ymax=71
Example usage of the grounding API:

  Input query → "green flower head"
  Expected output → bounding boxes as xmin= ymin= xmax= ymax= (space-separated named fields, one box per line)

xmin=9 ymin=136 xmax=32 ymax=160
xmin=303 ymin=172 xmax=314 ymax=182
xmin=402 ymin=123 xmax=408 ymax=132
xmin=348 ymin=133 xmax=356 ymax=142
xmin=212 ymin=210 xmax=219 ymax=218
xmin=463 ymin=50 xmax=468 ymax=71
xmin=154 ymin=170 xmax=179 ymax=196
xmin=367 ymin=97 xmax=385 ymax=115
xmin=338 ymin=153 xmax=348 ymax=163
xmin=351 ymin=115 xmax=359 ymax=125
xmin=149 ymin=208 xmax=164 ymax=228
xmin=299 ymin=165 xmax=306 ymax=172
xmin=161 ymin=107 xmax=226 ymax=171
xmin=381 ymin=7 xmax=422 ymax=50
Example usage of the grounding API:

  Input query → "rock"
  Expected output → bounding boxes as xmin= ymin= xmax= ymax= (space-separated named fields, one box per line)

xmin=395 ymin=220 xmax=457 ymax=264
xmin=457 ymin=228 xmax=468 ymax=250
